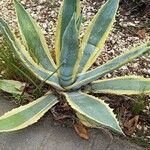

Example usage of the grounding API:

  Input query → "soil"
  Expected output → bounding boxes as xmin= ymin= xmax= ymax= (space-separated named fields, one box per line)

xmin=0 ymin=0 xmax=150 ymax=149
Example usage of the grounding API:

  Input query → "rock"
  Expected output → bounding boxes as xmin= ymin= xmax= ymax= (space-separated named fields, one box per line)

xmin=119 ymin=22 xmax=136 ymax=27
xmin=42 ymin=23 xmax=47 ymax=29
xmin=120 ymin=66 xmax=128 ymax=70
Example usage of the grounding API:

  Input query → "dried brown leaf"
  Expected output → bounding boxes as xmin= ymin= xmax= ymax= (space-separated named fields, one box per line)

xmin=136 ymin=29 xmax=146 ymax=39
xmin=74 ymin=123 xmax=89 ymax=140
xmin=124 ymin=115 xmax=139 ymax=135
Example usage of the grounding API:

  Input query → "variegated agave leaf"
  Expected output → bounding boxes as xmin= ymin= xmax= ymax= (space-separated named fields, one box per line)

xmin=78 ymin=0 xmax=119 ymax=73
xmin=63 ymin=92 xmax=124 ymax=134
xmin=91 ymin=76 xmax=150 ymax=95
xmin=14 ymin=0 xmax=56 ymax=72
xmin=58 ymin=13 xmax=80 ymax=87
xmin=55 ymin=0 xmax=81 ymax=65
xmin=68 ymin=43 xmax=150 ymax=90
xmin=0 ymin=92 xmax=58 ymax=132
xmin=0 ymin=80 xmax=25 ymax=95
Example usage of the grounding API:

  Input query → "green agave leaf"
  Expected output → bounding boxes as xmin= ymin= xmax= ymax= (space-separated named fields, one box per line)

xmin=68 ymin=43 xmax=150 ymax=90
xmin=55 ymin=0 xmax=81 ymax=65
xmin=76 ymin=13 xmax=83 ymax=32
xmin=64 ymin=91 xmax=124 ymax=134
xmin=78 ymin=0 xmax=119 ymax=73
xmin=0 ymin=19 xmax=63 ymax=90
xmin=76 ymin=113 xmax=100 ymax=128
xmin=91 ymin=76 xmax=150 ymax=95
xmin=14 ymin=0 xmax=56 ymax=72
xmin=0 ymin=18 xmax=16 ymax=43
xmin=59 ymin=14 xmax=79 ymax=87
xmin=0 ymin=80 xmax=25 ymax=95
xmin=0 ymin=92 xmax=58 ymax=132
xmin=16 ymin=48 xmax=62 ymax=90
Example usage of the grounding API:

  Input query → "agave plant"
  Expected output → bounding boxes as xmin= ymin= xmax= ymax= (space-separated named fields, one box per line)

xmin=0 ymin=0 xmax=149 ymax=134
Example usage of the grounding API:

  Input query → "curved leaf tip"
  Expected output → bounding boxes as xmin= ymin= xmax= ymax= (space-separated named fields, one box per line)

xmin=0 ymin=93 xmax=58 ymax=132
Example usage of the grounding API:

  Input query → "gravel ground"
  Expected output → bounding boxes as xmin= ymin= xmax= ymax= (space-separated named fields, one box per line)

xmin=0 ymin=0 xmax=150 ymax=148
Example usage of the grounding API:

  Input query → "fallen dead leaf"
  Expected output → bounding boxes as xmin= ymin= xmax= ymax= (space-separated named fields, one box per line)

xmin=74 ymin=122 xmax=89 ymax=140
xmin=136 ymin=29 xmax=146 ymax=39
xmin=124 ymin=115 xmax=139 ymax=135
